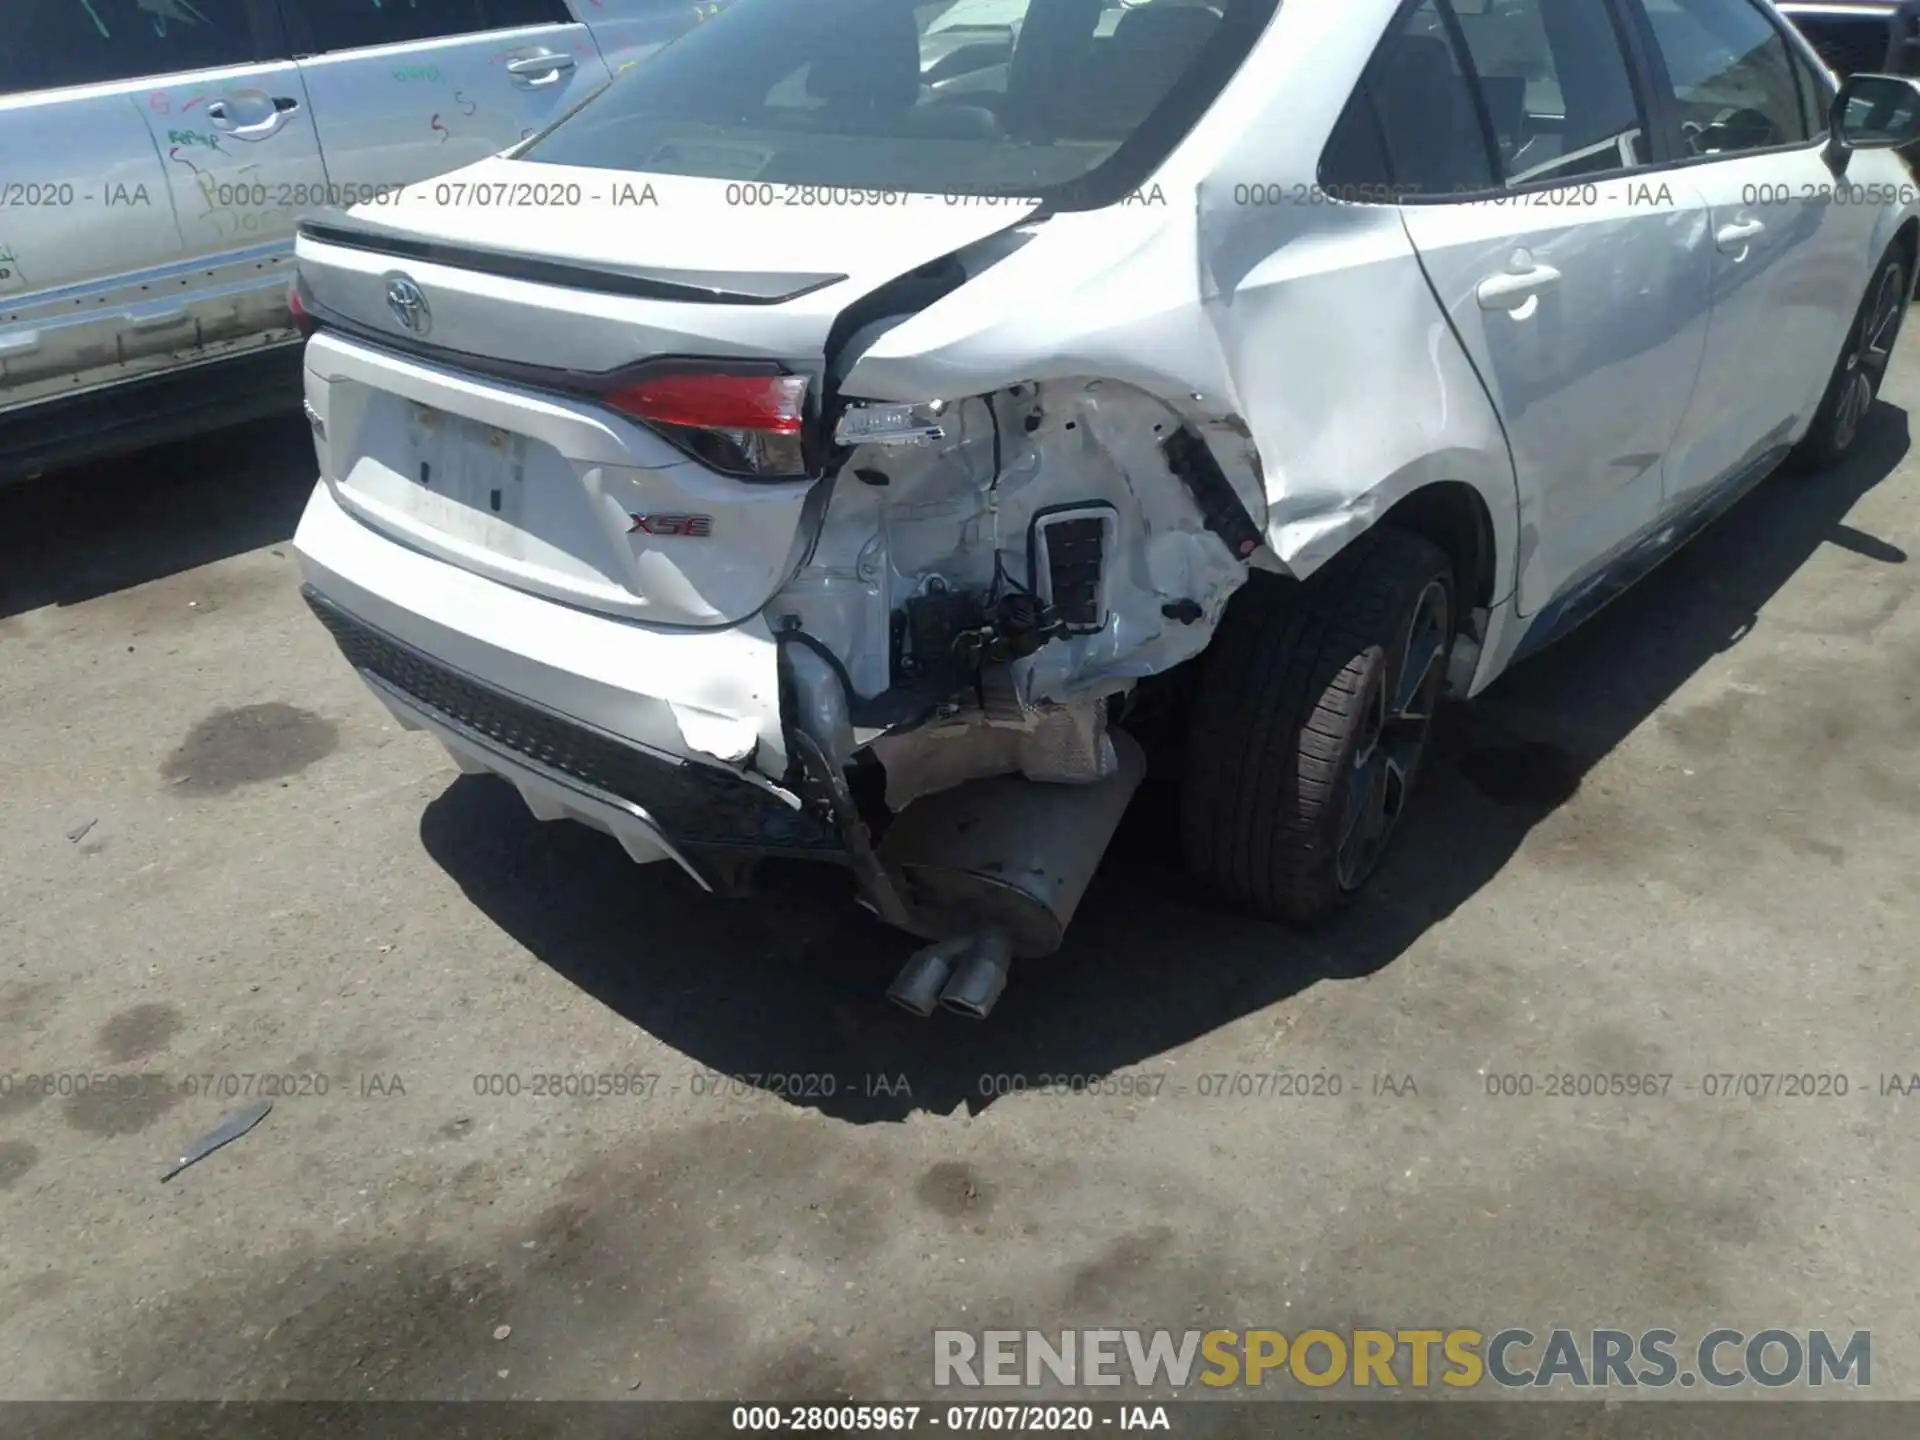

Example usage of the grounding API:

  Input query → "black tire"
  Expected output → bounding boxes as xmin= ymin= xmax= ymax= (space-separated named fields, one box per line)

xmin=1179 ymin=527 xmax=1455 ymax=924
xmin=1790 ymin=246 xmax=1910 ymax=472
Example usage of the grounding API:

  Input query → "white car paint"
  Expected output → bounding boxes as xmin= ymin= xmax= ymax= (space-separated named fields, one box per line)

xmin=292 ymin=0 xmax=1920 ymax=914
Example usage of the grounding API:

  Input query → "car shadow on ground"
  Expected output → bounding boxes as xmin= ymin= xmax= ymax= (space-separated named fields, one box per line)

xmin=419 ymin=407 xmax=1911 ymax=1124
xmin=0 ymin=412 xmax=313 ymax=621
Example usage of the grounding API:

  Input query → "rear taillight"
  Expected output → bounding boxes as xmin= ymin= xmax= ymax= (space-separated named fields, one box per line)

xmin=288 ymin=280 xmax=318 ymax=339
xmin=603 ymin=371 xmax=808 ymax=479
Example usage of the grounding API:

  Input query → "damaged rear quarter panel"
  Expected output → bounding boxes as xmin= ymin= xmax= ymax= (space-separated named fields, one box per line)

xmin=839 ymin=175 xmax=1516 ymax=616
xmin=1196 ymin=199 xmax=1519 ymax=598
xmin=773 ymin=375 xmax=1249 ymax=710
xmin=806 ymin=208 xmax=1267 ymax=706
xmin=786 ymin=0 xmax=1519 ymax=715
xmin=1186 ymin=0 xmax=1519 ymax=599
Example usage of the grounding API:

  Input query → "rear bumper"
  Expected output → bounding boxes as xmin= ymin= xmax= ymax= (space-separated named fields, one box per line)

xmin=294 ymin=480 xmax=845 ymax=875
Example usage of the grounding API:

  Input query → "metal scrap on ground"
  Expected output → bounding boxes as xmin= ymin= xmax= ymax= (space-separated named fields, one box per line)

xmin=159 ymin=1100 xmax=272 ymax=1183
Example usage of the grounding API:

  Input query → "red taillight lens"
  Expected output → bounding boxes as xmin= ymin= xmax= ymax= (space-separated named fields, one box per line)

xmin=287 ymin=281 xmax=317 ymax=339
xmin=603 ymin=371 xmax=808 ymax=478
xmin=605 ymin=372 xmax=806 ymax=433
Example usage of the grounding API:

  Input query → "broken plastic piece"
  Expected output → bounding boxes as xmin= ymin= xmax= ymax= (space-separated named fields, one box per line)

xmin=160 ymin=1100 xmax=272 ymax=1182
xmin=1162 ymin=426 xmax=1263 ymax=559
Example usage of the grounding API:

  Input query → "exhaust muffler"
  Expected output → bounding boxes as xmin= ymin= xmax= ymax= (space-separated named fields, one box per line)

xmin=878 ymin=729 xmax=1146 ymax=966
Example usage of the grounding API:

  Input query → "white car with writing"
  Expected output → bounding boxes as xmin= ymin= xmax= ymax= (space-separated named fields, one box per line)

xmin=0 ymin=0 xmax=717 ymax=482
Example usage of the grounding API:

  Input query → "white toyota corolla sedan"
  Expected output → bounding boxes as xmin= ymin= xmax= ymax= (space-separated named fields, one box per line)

xmin=291 ymin=0 xmax=1920 ymax=1019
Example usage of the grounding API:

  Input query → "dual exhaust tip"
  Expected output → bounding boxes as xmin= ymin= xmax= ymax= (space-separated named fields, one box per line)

xmin=887 ymin=929 xmax=1013 ymax=1021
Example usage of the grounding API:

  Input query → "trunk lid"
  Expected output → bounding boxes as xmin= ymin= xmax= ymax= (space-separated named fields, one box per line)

xmin=296 ymin=157 xmax=1036 ymax=626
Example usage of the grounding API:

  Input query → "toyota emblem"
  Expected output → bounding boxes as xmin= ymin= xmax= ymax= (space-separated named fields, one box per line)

xmin=385 ymin=274 xmax=431 ymax=335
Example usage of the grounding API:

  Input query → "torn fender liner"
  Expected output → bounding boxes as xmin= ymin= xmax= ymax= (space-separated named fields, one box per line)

xmin=1162 ymin=426 xmax=1263 ymax=560
xmin=303 ymin=589 xmax=842 ymax=858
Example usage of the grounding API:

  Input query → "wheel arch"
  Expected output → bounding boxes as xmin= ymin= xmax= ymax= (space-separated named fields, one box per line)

xmin=1376 ymin=480 xmax=1498 ymax=613
xmin=1262 ymin=452 xmax=1516 ymax=617
xmin=1895 ymin=216 xmax=1920 ymax=293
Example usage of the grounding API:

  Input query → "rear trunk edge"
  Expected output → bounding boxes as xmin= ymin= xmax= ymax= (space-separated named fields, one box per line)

xmin=292 ymin=164 xmax=1046 ymax=635
xmin=291 ymin=154 xmax=1262 ymax=714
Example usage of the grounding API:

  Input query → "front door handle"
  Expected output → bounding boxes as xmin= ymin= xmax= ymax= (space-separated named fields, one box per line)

xmin=205 ymin=97 xmax=300 ymax=141
xmin=1476 ymin=261 xmax=1562 ymax=315
xmin=1716 ymin=216 xmax=1766 ymax=253
xmin=505 ymin=53 xmax=576 ymax=85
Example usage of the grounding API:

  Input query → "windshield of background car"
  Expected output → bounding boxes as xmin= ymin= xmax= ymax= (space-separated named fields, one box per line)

xmin=517 ymin=0 xmax=1281 ymax=206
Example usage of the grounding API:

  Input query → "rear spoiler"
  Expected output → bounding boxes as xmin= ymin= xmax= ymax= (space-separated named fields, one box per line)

xmin=295 ymin=212 xmax=846 ymax=307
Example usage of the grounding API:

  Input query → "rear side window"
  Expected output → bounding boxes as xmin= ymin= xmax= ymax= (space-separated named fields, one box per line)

xmin=289 ymin=0 xmax=569 ymax=55
xmin=1321 ymin=0 xmax=1657 ymax=201
xmin=1451 ymin=0 xmax=1653 ymax=181
xmin=1638 ymin=0 xmax=1811 ymax=154
xmin=518 ymin=0 xmax=1283 ymax=208
xmin=1329 ymin=0 xmax=1496 ymax=199
xmin=1 ymin=0 xmax=260 ymax=93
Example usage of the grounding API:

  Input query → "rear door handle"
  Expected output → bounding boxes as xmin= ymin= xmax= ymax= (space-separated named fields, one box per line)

xmin=1476 ymin=262 xmax=1562 ymax=314
xmin=205 ymin=97 xmax=300 ymax=141
xmin=1716 ymin=216 xmax=1766 ymax=252
xmin=505 ymin=53 xmax=576 ymax=84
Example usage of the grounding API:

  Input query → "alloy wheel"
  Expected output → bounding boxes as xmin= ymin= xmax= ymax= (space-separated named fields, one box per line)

xmin=1832 ymin=263 xmax=1906 ymax=455
xmin=1334 ymin=578 xmax=1451 ymax=893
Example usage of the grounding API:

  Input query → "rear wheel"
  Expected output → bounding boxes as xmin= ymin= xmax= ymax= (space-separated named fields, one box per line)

xmin=1791 ymin=247 xmax=1910 ymax=471
xmin=1179 ymin=528 xmax=1455 ymax=924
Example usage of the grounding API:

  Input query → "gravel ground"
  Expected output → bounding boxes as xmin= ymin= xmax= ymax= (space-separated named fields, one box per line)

xmin=1 ymin=344 xmax=1917 ymax=1415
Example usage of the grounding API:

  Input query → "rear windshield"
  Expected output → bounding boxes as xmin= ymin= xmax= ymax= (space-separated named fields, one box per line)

xmin=519 ymin=0 xmax=1280 ymax=208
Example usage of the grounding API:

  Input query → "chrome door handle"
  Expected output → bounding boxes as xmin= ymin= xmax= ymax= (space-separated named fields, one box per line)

xmin=1716 ymin=217 xmax=1765 ymax=252
xmin=505 ymin=53 xmax=576 ymax=83
xmin=1476 ymin=263 xmax=1562 ymax=313
xmin=206 ymin=98 xmax=299 ymax=141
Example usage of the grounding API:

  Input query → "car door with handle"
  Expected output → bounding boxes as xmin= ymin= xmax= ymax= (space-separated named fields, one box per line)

xmin=132 ymin=0 xmax=330 ymax=359
xmin=1370 ymin=0 xmax=1716 ymax=618
xmin=1630 ymin=0 xmax=1883 ymax=505
xmin=279 ymin=0 xmax=615 ymax=194
xmin=0 ymin=0 xmax=305 ymax=413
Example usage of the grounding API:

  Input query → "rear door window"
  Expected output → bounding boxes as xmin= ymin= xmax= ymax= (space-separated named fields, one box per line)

xmin=1638 ymin=0 xmax=1812 ymax=154
xmin=1450 ymin=0 xmax=1654 ymax=183
xmin=2 ymin=0 xmax=263 ymax=92
xmin=1345 ymin=0 xmax=1497 ymax=198
xmin=1321 ymin=0 xmax=1658 ymax=201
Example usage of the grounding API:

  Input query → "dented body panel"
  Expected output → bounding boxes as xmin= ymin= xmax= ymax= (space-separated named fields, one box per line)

xmin=290 ymin=0 xmax=1920 ymax=986
xmin=288 ymin=0 xmax=1519 ymax=876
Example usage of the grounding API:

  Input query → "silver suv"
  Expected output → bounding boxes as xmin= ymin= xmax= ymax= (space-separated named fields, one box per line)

xmin=0 ymin=0 xmax=713 ymax=484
